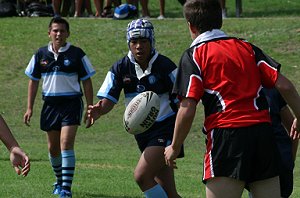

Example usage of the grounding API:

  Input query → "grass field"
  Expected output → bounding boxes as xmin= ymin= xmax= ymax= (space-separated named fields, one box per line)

xmin=0 ymin=0 xmax=300 ymax=197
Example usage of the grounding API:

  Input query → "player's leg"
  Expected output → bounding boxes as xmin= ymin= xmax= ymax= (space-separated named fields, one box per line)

xmin=59 ymin=125 xmax=78 ymax=196
xmin=134 ymin=146 xmax=168 ymax=198
xmin=248 ymin=176 xmax=280 ymax=198
xmin=155 ymin=165 xmax=181 ymax=198
xmin=206 ymin=177 xmax=245 ymax=198
xmin=47 ymin=130 xmax=62 ymax=194
xmin=41 ymin=100 xmax=64 ymax=194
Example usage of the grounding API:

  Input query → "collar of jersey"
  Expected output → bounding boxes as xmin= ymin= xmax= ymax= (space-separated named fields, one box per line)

xmin=48 ymin=42 xmax=71 ymax=54
xmin=127 ymin=50 xmax=159 ymax=80
xmin=48 ymin=42 xmax=71 ymax=60
xmin=190 ymin=29 xmax=228 ymax=47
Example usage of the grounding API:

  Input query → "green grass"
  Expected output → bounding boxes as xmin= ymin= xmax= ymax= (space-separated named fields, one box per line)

xmin=0 ymin=0 xmax=300 ymax=197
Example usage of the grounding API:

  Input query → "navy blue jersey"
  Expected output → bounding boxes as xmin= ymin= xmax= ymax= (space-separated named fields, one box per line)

xmin=263 ymin=88 xmax=294 ymax=171
xmin=97 ymin=51 xmax=178 ymax=122
xmin=25 ymin=42 xmax=95 ymax=101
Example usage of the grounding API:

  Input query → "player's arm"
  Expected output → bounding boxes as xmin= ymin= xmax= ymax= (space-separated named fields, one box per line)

xmin=280 ymin=106 xmax=299 ymax=161
xmin=82 ymin=78 xmax=94 ymax=106
xmin=0 ymin=115 xmax=30 ymax=176
xmin=82 ymin=78 xmax=94 ymax=127
xmin=280 ymin=106 xmax=294 ymax=135
xmin=24 ymin=79 xmax=39 ymax=126
xmin=275 ymin=73 xmax=300 ymax=134
xmin=165 ymin=97 xmax=197 ymax=168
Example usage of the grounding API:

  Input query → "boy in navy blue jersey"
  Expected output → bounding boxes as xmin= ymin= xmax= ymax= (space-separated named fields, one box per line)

xmin=260 ymin=88 xmax=298 ymax=198
xmin=248 ymin=88 xmax=298 ymax=198
xmin=24 ymin=17 xmax=95 ymax=198
xmin=87 ymin=19 xmax=183 ymax=198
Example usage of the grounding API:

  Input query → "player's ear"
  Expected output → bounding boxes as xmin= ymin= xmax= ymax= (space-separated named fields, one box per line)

xmin=187 ymin=22 xmax=199 ymax=40
xmin=188 ymin=22 xmax=198 ymax=34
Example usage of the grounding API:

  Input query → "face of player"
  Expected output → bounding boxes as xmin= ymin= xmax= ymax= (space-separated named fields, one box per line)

xmin=129 ymin=38 xmax=151 ymax=70
xmin=48 ymin=23 xmax=70 ymax=52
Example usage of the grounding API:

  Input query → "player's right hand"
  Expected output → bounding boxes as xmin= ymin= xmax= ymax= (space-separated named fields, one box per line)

xmin=23 ymin=110 xmax=32 ymax=126
xmin=290 ymin=118 xmax=300 ymax=140
xmin=86 ymin=100 xmax=103 ymax=128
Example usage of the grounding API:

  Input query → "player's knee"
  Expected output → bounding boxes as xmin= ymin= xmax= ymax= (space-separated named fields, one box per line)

xmin=134 ymin=169 xmax=145 ymax=185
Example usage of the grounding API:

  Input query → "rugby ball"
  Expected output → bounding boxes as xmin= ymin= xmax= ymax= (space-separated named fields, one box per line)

xmin=123 ymin=91 xmax=160 ymax=135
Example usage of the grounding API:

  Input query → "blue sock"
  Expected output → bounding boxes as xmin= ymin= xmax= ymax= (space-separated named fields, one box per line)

xmin=61 ymin=150 xmax=75 ymax=192
xmin=49 ymin=154 xmax=62 ymax=185
xmin=144 ymin=184 xmax=168 ymax=198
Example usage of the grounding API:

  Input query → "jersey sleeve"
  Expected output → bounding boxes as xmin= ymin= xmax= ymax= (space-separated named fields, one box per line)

xmin=76 ymin=48 xmax=96 ymax=81
xmin=96 ymin=61 xmax=123 ymax=104
xmin=25 ymin=51 xmax=42 ymax=81
xmin=252 ymin=44 xmax=280 ymax=88
xmin=172 ymin=49 xmax=204 ymax=102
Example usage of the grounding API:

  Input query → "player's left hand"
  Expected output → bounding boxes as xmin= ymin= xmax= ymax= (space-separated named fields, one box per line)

xmin=84 ymin=111 xmax=92 ymax=128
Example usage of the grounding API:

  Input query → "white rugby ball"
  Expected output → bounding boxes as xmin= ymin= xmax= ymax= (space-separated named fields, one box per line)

xmin=123 ymin=91 xmax=160 ymax=135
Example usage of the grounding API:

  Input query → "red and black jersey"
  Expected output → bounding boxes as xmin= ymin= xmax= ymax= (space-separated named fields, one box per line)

xmin=173 ymin=30 xmax=280 ymax=132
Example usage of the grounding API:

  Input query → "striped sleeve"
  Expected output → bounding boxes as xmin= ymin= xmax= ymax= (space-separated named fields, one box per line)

xmin=172 ymin=49 xmax=204 ymax=102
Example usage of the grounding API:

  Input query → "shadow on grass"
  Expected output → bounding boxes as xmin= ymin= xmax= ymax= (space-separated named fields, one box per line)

xmin=238 ymin=8 xmax=300 ymax=18
xmin=80 ymin=192 xmax=141 ymax=198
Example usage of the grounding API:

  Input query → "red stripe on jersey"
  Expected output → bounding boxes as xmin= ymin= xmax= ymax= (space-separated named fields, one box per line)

xmin=258 ymin=61 xmax=278 ymax=88
xmin=186 ymin=74 xmax=203 ymax=100
xmin=203 ymin=130 xmax=214 ymax=181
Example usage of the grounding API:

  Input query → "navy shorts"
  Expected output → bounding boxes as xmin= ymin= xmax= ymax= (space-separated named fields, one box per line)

xmin=40 ymin=97 xmax=83 ymax=132
xmin=135 ymin=115 xmax=184 ymax=158
xmin=203 ymin=123 xmax=280 ymax=184
xmin=278 ymin=158 xmax=294 ymax=198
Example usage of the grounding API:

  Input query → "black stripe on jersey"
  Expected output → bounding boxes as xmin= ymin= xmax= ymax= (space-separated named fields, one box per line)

xmin=202 ymin=92 xmax=223 ymax=117
xmin=256 ymin=88 xmax=269 ymax=110
xmin=251 ymin=43 xmax=281 ymax=71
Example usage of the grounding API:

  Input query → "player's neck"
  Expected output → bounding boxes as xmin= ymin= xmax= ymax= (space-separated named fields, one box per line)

xmin=52 ymin=42 xmax=66 ymax=53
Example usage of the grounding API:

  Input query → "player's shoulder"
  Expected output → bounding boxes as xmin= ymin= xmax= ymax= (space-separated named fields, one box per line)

xmin=37 ymin=45 xmax=48 ymax=53
xmin=156 ymin=54 xmax=175 ymax=63
xmin=154 ymin=54 xmax=177 ymax=70
xmin=68 ymin=44 xmax=85 ymax=53
xmin=112 ymin=56 xmax=132 ymax=69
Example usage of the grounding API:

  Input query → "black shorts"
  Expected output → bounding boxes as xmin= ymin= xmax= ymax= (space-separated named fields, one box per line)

xmin=246 ymin=158 xmax=293 ymax=197
xmin=40 ymin=97 xmax=83 ymax=131
xmin=135 ymin=115 xmax=184 ymax=158
xmin=203 ymin=123 xmax=280 ymax=184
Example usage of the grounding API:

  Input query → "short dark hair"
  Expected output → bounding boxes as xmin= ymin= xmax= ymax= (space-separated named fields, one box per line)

xmin=183 ymin=0 xmax=222 ymax=34
xmin=48 ymin=17 xmax=70 ymax=32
